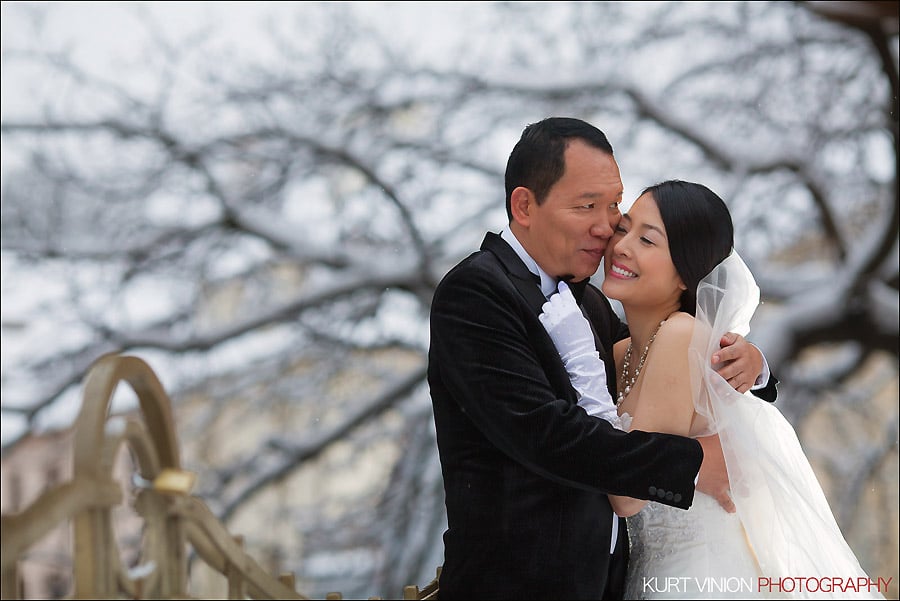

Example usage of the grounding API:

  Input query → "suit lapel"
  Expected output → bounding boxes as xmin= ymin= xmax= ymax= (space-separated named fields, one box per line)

xmin=580 ymin=289 xmax=610 ymax=364
xmin=481 ymin=232 xmax=548 ymax=316
xmin=481 ymin=232 xmax=609 ymax=364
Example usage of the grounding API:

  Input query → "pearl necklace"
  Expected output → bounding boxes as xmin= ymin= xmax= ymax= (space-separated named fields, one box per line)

xmin=616 ymin=320 xmax=665 ymax=407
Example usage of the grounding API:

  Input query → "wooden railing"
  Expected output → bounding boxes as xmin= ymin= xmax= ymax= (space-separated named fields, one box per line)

xmin=0 ymin=353 xmax=439 ymax=600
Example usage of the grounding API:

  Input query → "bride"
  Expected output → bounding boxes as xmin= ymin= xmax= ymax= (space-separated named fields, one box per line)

xmin=539 ymin=180 xmax=884 ymax=599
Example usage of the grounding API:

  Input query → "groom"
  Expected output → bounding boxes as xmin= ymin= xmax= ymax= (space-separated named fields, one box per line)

xmin=428 ymin=117 xmax=776 ymax=600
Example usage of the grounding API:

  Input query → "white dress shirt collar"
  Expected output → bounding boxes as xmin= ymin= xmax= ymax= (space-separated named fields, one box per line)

xmin=500 ymin=227 xmax=559 ymax=298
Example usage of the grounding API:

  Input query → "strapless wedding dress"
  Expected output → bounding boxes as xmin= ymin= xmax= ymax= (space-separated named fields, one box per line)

xmin=617 ymin=407 xmax=763 ymax=599
xmin=624 ymin=491 xmax=764 ymax=599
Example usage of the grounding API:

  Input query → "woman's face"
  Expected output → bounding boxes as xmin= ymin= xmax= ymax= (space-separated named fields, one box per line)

xmin=601 ymin=192 xmax=686 ymax=309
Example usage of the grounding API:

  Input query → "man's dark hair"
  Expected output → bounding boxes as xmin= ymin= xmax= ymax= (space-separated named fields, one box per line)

xmin=505 ymin=117 xmax=615 ymax=221
xmin=643 ymin=180 xmax=734 ymax=315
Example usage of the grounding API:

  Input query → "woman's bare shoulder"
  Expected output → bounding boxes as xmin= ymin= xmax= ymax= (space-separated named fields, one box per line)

xmin=655 ymin=312 xmax=694 ymax=347
xmin=663 ymin=310 xmax=694 ymax=328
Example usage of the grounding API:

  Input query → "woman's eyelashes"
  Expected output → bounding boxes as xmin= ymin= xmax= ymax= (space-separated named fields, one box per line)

xmin=613 ymin=224 xmax=655 ymax=246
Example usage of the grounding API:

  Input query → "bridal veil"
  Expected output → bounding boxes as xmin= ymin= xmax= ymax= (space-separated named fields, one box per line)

xmin=687 ymin=251 xmax=883 ymax=599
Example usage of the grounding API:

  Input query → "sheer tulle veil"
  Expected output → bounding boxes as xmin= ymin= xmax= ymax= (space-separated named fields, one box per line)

xmin=687 ymin=251 xmax=883 ymax=599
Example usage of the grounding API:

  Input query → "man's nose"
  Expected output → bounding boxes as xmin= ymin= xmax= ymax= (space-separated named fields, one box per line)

xmin=589 ymin=218 xmax=613 ymax=238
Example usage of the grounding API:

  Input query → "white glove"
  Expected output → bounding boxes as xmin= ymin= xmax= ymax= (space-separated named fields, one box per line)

xmin=539 ymin=281 xmax=619 ymax=426
xmin=538 ymin=281 xmax=595 ymax=362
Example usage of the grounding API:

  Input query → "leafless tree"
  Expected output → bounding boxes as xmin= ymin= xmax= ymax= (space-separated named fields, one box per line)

xmin=2 ymin=1 xmax=896 ymax=598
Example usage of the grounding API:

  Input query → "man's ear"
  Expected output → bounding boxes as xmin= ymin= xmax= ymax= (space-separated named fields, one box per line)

xmin=509 ymin=187 xmax=533 ymax=227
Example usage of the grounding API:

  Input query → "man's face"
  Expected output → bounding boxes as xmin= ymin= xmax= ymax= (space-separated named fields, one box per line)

xmin=519 ymin=140 xmax=624 ymax=282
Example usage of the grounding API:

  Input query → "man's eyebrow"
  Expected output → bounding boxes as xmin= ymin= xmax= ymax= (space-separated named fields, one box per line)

xmin=580 ymin=191 xmax=624 ymax=200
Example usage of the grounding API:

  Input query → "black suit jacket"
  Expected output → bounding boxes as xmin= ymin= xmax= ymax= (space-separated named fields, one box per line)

xmin=428 ymin=232 xmax=705 ymax=600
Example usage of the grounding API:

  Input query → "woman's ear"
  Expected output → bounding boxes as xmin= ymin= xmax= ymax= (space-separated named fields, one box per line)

xmin=509 ymin=187 xmax=533 ymax=227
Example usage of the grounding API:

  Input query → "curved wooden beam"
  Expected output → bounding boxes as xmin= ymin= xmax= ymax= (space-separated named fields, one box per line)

xmin=72 ymin=354 xmax=186 ymax=598
xmin=74 ymin=353 xmax=181 ymax=476
xmin=170 ymin=495 xmax=309 ymax=600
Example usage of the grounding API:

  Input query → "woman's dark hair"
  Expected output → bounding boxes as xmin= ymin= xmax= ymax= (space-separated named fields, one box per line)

xmin=643 ymin=180 xmax=734 ymax=315
xmin=504 ymin=117 xmax=614 ymax=221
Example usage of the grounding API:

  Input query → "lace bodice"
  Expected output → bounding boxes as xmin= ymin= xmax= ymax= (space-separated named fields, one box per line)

xmin=621 ymin=406 xmax=762 ymax=599
xmin=625 ymin=492 xmax=763 ymax=599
